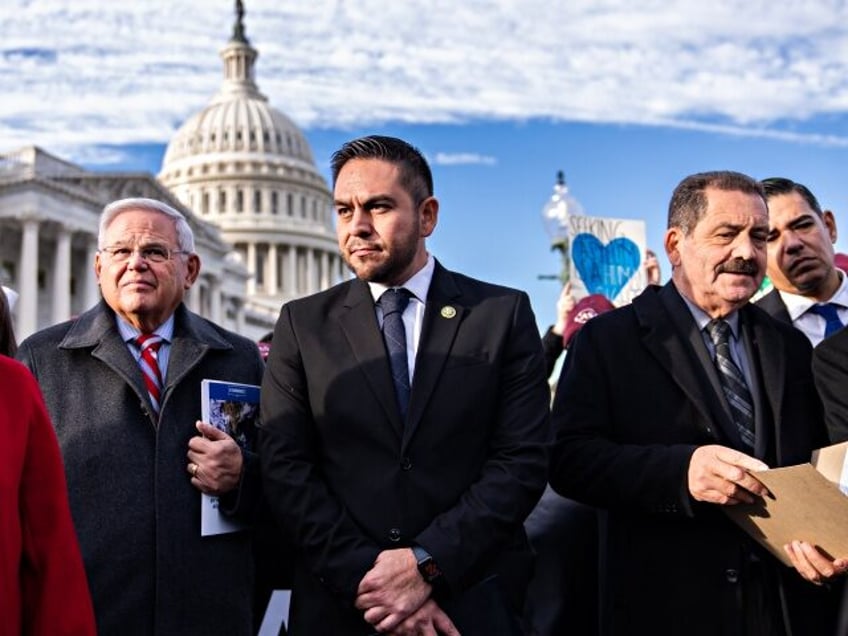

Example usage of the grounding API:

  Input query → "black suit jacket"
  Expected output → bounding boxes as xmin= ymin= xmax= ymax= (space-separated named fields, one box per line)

xmin=813 ymin=326 xmax=848 ymax=442
xmin=549 ymin=283 xmax=833 ymax=636
xmin=755 ymin=287 xmax=793 ymax=325
xmin=258 ymin=261 xmax=550 ymax=634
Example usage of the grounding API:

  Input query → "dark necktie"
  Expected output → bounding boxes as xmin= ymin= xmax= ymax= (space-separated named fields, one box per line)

xmin=381 ymin=288 xmax=412 ymax=420
xmin=808 ymin=303 xmax=844 ymax=338
xmin=705 ymin=319 xmax=755 ymax=450
xmin=136 ymin=334 xmax=164 ymax=415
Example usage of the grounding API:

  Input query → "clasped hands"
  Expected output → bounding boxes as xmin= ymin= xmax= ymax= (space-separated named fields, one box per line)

xmin=186 ymin=420 xmax=243 ymax=495
xmin=688 ymin=444 xmax=848 ymax=586
xmin=355 ymin=549 xmax=459 ymax=635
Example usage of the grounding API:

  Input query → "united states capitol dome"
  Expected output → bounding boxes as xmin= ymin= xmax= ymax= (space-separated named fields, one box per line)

xmin=158 ymin=2 xmax=342 ymax=336
xmin=160 ymin=10 xmax=315 ymax=171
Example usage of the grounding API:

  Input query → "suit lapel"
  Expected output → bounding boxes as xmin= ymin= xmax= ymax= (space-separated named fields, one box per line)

xmin=164 ymin=305 xmax=233 ymax=408
xmin=756 ymin=288 xmax=792 ymax=325
xmin=638 ymin=284 xmax=733 ymax=443
xmin=338 ymin=279 xmax=405 ymax=438
xmin=404 ymin=265 xmax=463 ymax=447
xmin=63 ymin=303 xmax=156 ymax=420
xmin=744 ymin=307 xmax=785 ymax=460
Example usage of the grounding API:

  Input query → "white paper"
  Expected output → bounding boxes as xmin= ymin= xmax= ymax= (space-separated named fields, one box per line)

xmin=839 ymin=450 xmax=848 ymax=495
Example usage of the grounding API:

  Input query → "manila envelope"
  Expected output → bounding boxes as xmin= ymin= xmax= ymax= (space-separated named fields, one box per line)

xmin=724 ymin=441 xmax=848 ymax=567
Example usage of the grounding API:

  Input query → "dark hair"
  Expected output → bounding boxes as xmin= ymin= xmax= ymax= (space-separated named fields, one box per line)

xmin=760 ymin=177 xmax=823 ymax=216
xmin=668 ymin=171 xmax=765 ymax=234
xmin=0 ymin=287 xmax=17 ymax=357
xmin=330 ymin=135 xmax=433 ymax=205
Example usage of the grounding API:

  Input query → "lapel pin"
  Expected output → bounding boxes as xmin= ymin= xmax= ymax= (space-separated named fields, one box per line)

xmin=440 ymin=306 xmax=457 ymax=319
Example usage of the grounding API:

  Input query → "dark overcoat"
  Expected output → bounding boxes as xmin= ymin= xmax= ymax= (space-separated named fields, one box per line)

xmin=17 ymin=301 xmax=265 ymax=636
xmin=549 ymin=283 xmax=837 ymax=636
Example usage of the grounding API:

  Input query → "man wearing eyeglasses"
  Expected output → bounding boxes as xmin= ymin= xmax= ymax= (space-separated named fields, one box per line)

xmin=17 ymin=198 xmax=265 ymax=635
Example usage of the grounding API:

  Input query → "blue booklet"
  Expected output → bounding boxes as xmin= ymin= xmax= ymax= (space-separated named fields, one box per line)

xmin=200 ymin=379 xmax=260 ymax=536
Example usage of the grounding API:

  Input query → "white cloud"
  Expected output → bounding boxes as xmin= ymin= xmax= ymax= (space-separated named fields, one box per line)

xmin=2 ymin=0 xmax=848 ymax=163
xmin=432 ymin=153 xmax=497 ymax=166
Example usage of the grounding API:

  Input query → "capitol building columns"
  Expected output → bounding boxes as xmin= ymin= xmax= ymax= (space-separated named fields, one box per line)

xmin=321 ymin=251 xmax=331 ymax=290
xmin=266 ymin=242 xmax=278 ymax=295
xmin=52 ymin=225 xmax=72 ymax=325
xmin=238 ymin=240 xmax=342 ymax=299
xmin=6 ymin=205 xmax=102 ymax=340
xmin=286 ymin=245 xmax=297 ymax=296
xmin=209 ymin=276 xmax=222 ymax=325
xmin=18 ymin=215 xmax=40 ymax=339
xmin=83 ymin=238 xmax=100 ymax=310
xmin=245 ymin=243 xmax=257 ymax=295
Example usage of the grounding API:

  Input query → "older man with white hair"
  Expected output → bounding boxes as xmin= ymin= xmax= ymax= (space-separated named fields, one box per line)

xmin=17 ymin=198 xmax=265 ymax=636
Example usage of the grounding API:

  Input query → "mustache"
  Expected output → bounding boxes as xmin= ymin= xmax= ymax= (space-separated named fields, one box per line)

xmin=716 ymin=259 xmax=759 ymax=276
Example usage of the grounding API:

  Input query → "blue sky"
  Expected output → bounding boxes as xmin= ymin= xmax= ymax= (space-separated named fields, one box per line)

xmin=3 ymin=0 xmax=848 ymax=330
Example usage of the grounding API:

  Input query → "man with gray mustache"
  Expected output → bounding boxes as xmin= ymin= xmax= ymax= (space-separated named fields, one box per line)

xmin=549 ymin=171 xmax=841 ymax=635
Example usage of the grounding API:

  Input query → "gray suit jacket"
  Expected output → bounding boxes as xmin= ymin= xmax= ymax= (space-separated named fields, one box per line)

xmin=17 ymin=301 xmax=265 ymax=636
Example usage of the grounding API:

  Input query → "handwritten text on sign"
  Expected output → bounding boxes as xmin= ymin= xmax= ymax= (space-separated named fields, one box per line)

xmin=568 ymin=215 xmax=647 ymax=306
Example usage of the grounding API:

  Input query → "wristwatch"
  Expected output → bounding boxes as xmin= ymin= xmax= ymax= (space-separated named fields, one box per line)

xmin=411 ymin=545 xmax=443 ymax=584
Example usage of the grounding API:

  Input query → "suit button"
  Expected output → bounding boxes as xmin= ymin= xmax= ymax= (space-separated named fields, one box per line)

xmin=400 ymin=457 xmax=413 ymax=471
xmin=389 ymin=528 xmax=401 ymax=542
xmin=725 ymin=569 xmax=739 ymax=583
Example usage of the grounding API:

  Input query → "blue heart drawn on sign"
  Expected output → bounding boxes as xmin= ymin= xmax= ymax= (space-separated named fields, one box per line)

xmin=572 ymin=234 xmax=641 ymax=300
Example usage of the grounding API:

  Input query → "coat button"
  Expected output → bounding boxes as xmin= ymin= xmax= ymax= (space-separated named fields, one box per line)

xmin=400 ymin=457 xmax=413 ymax=471
xmin=725 ymin=569 xmax=739 ymax=583
xmin=388 ymin=528 xmax=401 ymax=542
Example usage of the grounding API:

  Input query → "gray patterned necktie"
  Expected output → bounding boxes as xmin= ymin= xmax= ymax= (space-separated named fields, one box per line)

xmin=381 ymin=288 xmax=412 ymax=420
xmin=705 ymin=319 xmax=755 ymax=450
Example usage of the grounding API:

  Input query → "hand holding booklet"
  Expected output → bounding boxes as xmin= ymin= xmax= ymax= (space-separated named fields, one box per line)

xmin=200 ymin=379 xmax=260 ymax=536
xmin=724 ymin=441 xmax=848 ymax=566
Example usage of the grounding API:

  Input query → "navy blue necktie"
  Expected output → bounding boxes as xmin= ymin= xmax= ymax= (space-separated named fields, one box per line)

xmin=808 ymin=303 xmax=844 ymax=338
xmin=706 ymin=320 xmax=755 ymax=450
xmin=381 ymin=288 xmax=412 ymax=420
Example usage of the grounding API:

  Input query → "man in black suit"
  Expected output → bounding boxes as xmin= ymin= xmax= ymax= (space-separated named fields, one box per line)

xmin=756 ymin=180 xmax=848 ymax=636
xmin=756 ymin=177 xmax=847 ymax=344
xmin=549 ymin=171 xmax=842 ymax=635
xmin=258 ymin=135 xmax=550 ymax=635
xmin=814 ymin=326 xmax=848 ymax=442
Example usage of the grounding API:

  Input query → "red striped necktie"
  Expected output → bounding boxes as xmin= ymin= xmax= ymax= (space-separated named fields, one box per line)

xmin=136 ymin=334 xmax=164 ymax=415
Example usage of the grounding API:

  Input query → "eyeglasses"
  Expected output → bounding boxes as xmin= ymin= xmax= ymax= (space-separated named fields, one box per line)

xmin=99 ymin=245 xmax=191 ymax=264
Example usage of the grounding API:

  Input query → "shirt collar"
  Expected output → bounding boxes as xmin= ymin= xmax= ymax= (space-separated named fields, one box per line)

xmin=368 ymin=254 xmax=435 ymax=305
xmin=778 ymin=270 xmax=848 ymax=320
xmin=676 ymin=285 xmax=741 ymax=338
xmin=116 ymin=313 xmax=175 ymax=344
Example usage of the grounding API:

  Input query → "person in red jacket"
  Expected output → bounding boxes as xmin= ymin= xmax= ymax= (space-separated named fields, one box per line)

xmin=0 ymin=354 xmax=96 ymax=635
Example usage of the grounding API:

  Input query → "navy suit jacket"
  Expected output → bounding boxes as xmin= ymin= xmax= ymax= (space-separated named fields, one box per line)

xmin=258 ymin=261 xmax=550 ymax=634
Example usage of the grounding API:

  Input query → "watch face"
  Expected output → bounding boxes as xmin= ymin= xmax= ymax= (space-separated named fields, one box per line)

xmin=413 ymin=546 xmax=442 ymax=583
xmin=418 ymin=555 xmax=442 ymax=583
xmin=419 ymin=557 xmax=442 ymax=582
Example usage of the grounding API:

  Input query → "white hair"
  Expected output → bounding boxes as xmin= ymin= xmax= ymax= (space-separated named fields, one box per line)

xmin=99 ymin=198 xmax=195 ymax=253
